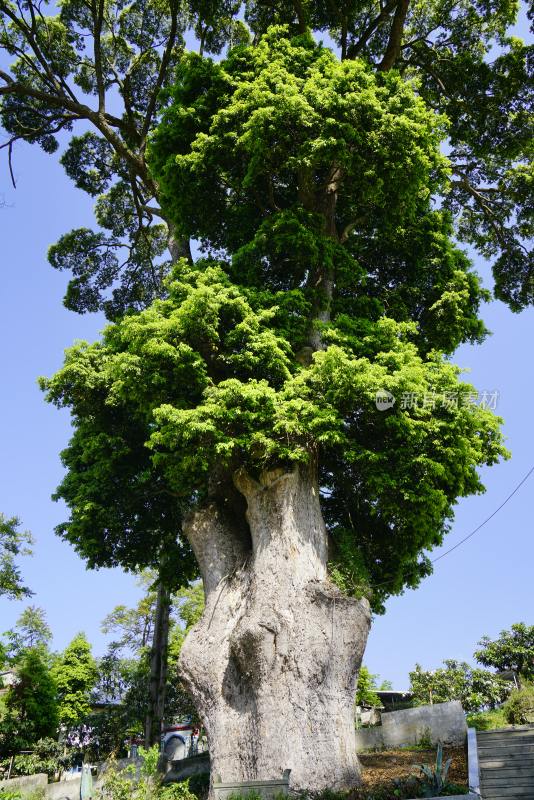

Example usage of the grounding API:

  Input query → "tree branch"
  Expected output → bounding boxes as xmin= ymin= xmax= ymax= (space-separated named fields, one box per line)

xmin=378 ymin=0 xmax=410 ymax=71
xmin=0 ymin=79 xmax=153 ymax=191
xmin=452 ymin=173 xmax=515 ymax=252
xmin=140 ymin=0 xmax=179 ymax=145
xmin=347 ymin=0 xmax=398 ymax=59
xmin=292 ymin=0 xmax=307 ymax=34
xmin=93 ymin=0 xmax=106 ymax=114
xmin=7 ymin=139 xmax=16 ymax=188
xmin=1 ymin=0 xmax=80 ymax=104
xmin=340 ymin=217 xmax=366 ymax=243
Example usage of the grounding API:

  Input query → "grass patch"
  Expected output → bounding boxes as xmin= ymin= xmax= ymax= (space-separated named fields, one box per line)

xmin=466 ymin=708 xmax=508 ymax=731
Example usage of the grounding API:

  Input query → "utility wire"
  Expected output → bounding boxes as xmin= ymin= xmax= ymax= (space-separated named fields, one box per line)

xmin=431 ymin=463 xmax=534 ymax=564
xmin=371 ymin=464 xmax=534 ymax=590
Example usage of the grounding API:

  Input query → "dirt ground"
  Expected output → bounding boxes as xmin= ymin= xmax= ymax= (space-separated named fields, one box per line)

xmin=359 ymin=745 xmax=468 ymax=789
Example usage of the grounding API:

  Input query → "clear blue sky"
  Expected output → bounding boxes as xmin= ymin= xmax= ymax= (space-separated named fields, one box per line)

xmin=0 ymin=20 xmax=532 ymax=689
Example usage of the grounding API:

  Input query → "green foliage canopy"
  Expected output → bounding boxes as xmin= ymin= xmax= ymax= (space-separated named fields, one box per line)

xmin=409 ymin=660 xmax=511 ymax=712
xmin=503 ymin=681 xmax=534 ymax=723
xmin=0 ymin=515 xmax=32 ymax=601
xmin=0 ymin=649 xmax=58 ymax=754
xmin=37 ymin=15 xmax=518 ymax=612
xmin=52 ymin=633 xmax=98 ymax=728
xmin=355 ymin=666 xmax=381 ymax=708
xmin=4 ymin=606 xmax=52 ymax=660
xmin=0 ymin=0 xmax=531 ymax=314
xmin=43 ymin=259 xmax=507 ymax=611
xmin=475 ymin=623 xmax=534 ymax=680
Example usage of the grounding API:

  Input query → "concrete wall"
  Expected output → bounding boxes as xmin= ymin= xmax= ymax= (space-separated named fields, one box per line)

xmin=0 ymin=773 xmax=85 ymax=800
xmin=163 ymin=753 xmax=210 ymax=784
xmin=213 ymin=771 xmax=290 ymax=800
xmin=355 ymin=701 xmax=467 ymax=751
xmin=45 ymin=777 xmax=81 ymax=800
xmin=0 ymin=773 xmax=48 ymax=795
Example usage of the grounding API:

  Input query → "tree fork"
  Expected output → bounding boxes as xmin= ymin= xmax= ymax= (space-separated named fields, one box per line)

xmin=179 ymin=461 xmax=371 ymax=792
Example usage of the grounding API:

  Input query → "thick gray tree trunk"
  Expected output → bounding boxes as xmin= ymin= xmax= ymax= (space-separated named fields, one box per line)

xmin=167 ymin=223 xmax=193 ymax=265
xmin=179 ymin=462 xmax=371 ymax=792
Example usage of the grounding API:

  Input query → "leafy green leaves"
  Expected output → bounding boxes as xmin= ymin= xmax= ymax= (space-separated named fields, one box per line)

xmin=42 ymin=261 xmax=508 ymax=610
xmin=52 ymin=634 xmax=98 ymax=728
xmin=151 ymin=32 xmax=448 ymax=256
xmin=33 ymin=11 xmax=521 ymax=612
xmin=0 ymin=514 xmax=32 ymax=600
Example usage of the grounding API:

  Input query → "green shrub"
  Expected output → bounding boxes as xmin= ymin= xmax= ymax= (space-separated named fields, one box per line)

xmin=412 ymin=744 xmax=468 ymax=797
xmin=292 ymin=780 xmax=467 ymax=800
xmin=466 ymin=708 xmax=508 ymax=731
xmin=187 ymin=773 xmax=209 ymax=800
xmin=0 ymin=790 xmax=23 ymax=800
xmin=0 ymin=738 xmax=70 ymax=779
xmin=159 ymin=782 xmax=197 ymax=800
xmin=226 ymin=793 xmax=263 ymax=800
xmin=99 ymin=749 xmax=162 ymax=800
xmin=503 ymin=682 xmax=534 ymax=724
xmin=416 ymin=727 xmax=433 ymax=750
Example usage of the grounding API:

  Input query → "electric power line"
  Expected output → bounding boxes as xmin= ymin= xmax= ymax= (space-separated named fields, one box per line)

xmin=371 ymin=464 xmax=534 ymax=590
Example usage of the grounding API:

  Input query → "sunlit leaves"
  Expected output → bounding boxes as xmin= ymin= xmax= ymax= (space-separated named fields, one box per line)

xmin=42 ymin=262 xmax=508 ymax=610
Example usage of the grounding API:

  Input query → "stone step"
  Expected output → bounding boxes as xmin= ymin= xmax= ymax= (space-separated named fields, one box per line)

xmin=484 ymin=750 xmax=534 ymax=766
xmin=477 ymin=726 xmax=534 ymax=798
xmin=479 ymin=745 xmax=534 ymax=757
xmin=479 ymin=735 xmax=534 ymax=745
xmin=480 ymin=749 xmax=534 ymax=758
xmin=483 ymin=771 xmax=534 ymax=784
xmin=478 ymin=757 xmax=534 ymax=770
xmin=478 ymin=726 xmax=534 ymax=735
xmin=477 ymin=733 xmax=534 ymax=747
xmin=482 ymin=764 xmax=534 ymax=773
xmin=479 ymin=740 xmax=534 ymax=747
xmin=480 ymin=740 xmax=534 ymax=749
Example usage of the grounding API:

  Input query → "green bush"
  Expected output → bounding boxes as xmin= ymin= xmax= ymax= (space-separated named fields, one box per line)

xmin=0 ymin=738 xmax=70 ymax=779
xmin=292 ymin=780 xmax=468 ymax=800
xmin=187 ymin=773 xmax=209 ymax=800
xmin=466 ymin=708 xmax=508 ymax=731
xmin=0 ymin=790 xmax=23 ymax=800
xmin=98 ymin=747 xmax=203 ymax=800
xmin=503 ymin=682 xmax=534 ymax=724
xmin=160 ymin=783 xmax=197 ymax=800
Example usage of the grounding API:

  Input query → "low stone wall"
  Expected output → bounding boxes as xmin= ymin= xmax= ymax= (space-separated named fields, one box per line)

xmin=0 ymin=773 xmax=48 ymax=795
xmin=163 ymin=753 xmax=210 ymax=783
xmin=355 ymin=701 xmax=467 ymax=751
xmin=213 ymin=770 xmax=291 ymax=800
xmin=45 ymin=776 xmax=81 ymax=800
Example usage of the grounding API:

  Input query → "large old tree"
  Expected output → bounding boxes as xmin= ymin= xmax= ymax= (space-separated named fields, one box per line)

xmin=3 ymin=0 xmax=530 ymax=790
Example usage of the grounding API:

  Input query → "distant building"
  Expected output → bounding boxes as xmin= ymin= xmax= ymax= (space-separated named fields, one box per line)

xmin=356 ymin=689 xmax=414 ymax=728
xmin=376 ymin=690 xmax=414 ymax=711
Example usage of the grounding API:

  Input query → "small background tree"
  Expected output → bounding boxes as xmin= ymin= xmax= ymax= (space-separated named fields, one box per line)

xmin=0 ymin=515 xmax=32 ymax=600
xmin=475 ymin=623 xmax=534 ymax=682
xmin=4 ymin=606 xmax=52 ymax=659
xmin=0 ymin=647 xmax=58 ymax=754
xmin=53 ymin=633 xmax=98 ymax=729
xmin=409 ymin=660 xmax=511 ymax=712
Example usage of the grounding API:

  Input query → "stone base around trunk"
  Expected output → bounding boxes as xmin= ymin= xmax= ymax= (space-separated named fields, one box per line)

xmin=213 ymin=769 xmax=291 ymax=800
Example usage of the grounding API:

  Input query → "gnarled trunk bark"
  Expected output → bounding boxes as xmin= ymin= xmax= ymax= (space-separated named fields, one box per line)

xmin=178 ymin=461 xmax=371 ymax=791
